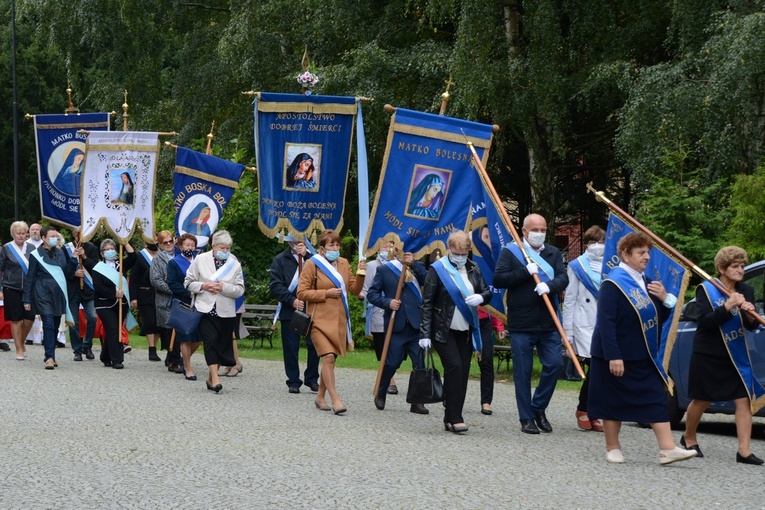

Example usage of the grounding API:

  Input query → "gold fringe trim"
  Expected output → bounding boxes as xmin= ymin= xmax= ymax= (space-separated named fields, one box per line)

xmin=751 ymin=394 xmax=765 ymax=415
xmin=79 ymin=216 xmax=157 ymax=245
xmin=87 ymin=143 xmax=160 ymax=153
xmin=392 ymin=123 xmax=492 ymax=149
xmin=257 ymin=102 xmax=357 ymax=115
xmin=257 ymin=215 xmax=344 ymax=243
xmin=36 ymin=121 xmax=109 ymax=129
xmin=175 ymin=165 xmax=240 ymax=189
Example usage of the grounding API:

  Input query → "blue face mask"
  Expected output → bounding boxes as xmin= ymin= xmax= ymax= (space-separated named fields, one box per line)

xmin=449 ymin=254 xmax=467 ymax=268
xmin=215 ymin=250 xmax=230 ymax=261
xmin=378 ymin=251 xmax=389 ymax=262
xmin=103 ymin=249 xmax=117 ymax=260
xmin=325 ymin=250 xmax=340 ymax=262
xmin=47 ymin=237 xmax=59 ymax=248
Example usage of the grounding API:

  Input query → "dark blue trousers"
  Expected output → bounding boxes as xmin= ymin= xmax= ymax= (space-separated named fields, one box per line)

xmin=280 ymin=319 xmax=319 ymax=389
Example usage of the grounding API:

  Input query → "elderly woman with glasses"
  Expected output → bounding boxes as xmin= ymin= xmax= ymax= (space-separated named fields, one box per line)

xmin=184 ymin=230 xmax=244 ymax=393
xmin=149 ymin=231 xmax=183 ymax=371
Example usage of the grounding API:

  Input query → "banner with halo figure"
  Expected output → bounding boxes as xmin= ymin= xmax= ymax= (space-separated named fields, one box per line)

xmin=254 ymin=92 xmax=358 ymax=238
xmin=33 ymin=113 xmax=110 ymax=229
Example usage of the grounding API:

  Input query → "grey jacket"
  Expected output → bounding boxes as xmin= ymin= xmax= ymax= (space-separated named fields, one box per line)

xmin=149 ymin=251 xmax=173 ymax=328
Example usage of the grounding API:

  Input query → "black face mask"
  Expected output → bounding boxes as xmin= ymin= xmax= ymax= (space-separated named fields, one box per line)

xmin=146 ymin=244 xmax=158 ymax=251
xmin=181 ymin=249 xmax=195 ymax=258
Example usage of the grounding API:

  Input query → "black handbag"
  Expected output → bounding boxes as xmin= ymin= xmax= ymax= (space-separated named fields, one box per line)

xmin=167 ymin=297 xmax=202 ymax=335
xmin=406 ymin=348 xmax=445 ymax=404
xmin=289 ymin=309 xmax=313 ymax=337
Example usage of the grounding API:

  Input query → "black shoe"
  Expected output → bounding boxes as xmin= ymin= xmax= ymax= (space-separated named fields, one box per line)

xmin=112 ymin=362 xmax=124 ymax=369
xmin=737 ymin=452 xmax=764 ymax=465
xmin=84 ymin=348 xmax=95 ymax=360
xmin=521 ymin=419 xmax=540 ymax=434
xmin=102 ymin=361 xmax=112 ymax=367
xmin=73 ymin=353 xmax=83 ymax=361
xmin=680 ymin=434 xmax=704 ymax=458
xmin=148 ymin=347 xmax=161 ymax=362
xmin=0 ymin=342 xmax=10 ymax=351
xmin=387 ymin=385 xmax=398 ymax=395
xmin=173 ymin=364 xmax=185 ymax=374
xmin=410 ymin=404 xmax=429 ymax=415
xmin=374 ymin=395 xmax=386 ymax=410
xmin=164 ymin=357 xmax=171 ymax=367
xmin=25 ymin=340 xmax=33 ymax=345
xmin=56 ymin=341 xmax=65 ymax=348
xmin=306 ymin=382 xmax=319 ymax=392
xmin=534 ymin=411 xmax=553 ymax=433
xmin=288 ymin=386 xmax=300 ymax=394
xmin=207 ymin=382 xmax=223 ymax=393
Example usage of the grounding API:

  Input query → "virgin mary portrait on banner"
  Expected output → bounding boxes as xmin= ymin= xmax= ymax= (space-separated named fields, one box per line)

xmin=52 ymin=146 xmax=86 ymax=196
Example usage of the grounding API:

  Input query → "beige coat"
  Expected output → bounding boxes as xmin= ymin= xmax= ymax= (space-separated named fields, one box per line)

xmin=297 ymin=256 xmax=364 ymax=357
xmin=184 ymin=252 xmax=244 ymax=317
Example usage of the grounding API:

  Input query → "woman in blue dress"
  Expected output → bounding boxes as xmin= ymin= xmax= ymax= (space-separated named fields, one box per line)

xmin=588 ymin=232 xmax=696 ymax=465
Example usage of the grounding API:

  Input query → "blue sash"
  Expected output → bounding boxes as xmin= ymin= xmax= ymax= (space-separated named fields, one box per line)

xmin=274 ymin=260 xmax=301 ymax=325
xmin=387 ymin=261 xmax=422 ymax=302
xmin=6 ymin=242 xmax=29 ymax=275
xmin=30 ymin=250 xmax=74 ymax=325
xmin=700 ymin=281 xmax=765 ymax=410
xmin=606 ymin=267 xmax=669 ymax=385
xmin=92 ymin=262 xmax=139 ymax=331
xmin=569 ymin=254 xmax=600 ymax=300
xmin=432 ymin=257 xmax=482 ymax=352
xmin=172 ymin=254 xmax=192 ymax=274
xmin=139 ymin=249 xmax=154 ymax=266
xmin=507 ymin=242 xmax=554 ymax=282
xmin=311 ymin=255 xmax=353 ymax=344
xmin=64 ymin=242 xmax=94 ymax=290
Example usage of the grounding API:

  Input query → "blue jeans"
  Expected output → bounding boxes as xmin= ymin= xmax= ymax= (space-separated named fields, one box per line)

xmin=69 ymin=294 xmax=96 ymax=354
xmin=281 ymin=320 xmax=319 ymax=389
xmin=510 ymin=331 xmax=563 ymax=421
xmin=41 ymin=314 xmax=58 ymax=362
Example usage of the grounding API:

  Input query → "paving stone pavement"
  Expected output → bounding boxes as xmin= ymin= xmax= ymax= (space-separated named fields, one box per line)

xmin=1 ymin=345 xmax=764 ymax=510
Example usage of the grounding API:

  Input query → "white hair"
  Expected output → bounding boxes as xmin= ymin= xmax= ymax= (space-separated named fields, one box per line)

xmin=212 ymin=230 xmax=233 ymax=247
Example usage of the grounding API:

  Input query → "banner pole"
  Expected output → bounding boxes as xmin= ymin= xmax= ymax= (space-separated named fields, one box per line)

xmin=118 ymin=243 xmax=123 ymax=344
xmin=464 ymin=139 xmax=584 ymax=379
xmin=373 ymin=262 xmax=408 ymax=396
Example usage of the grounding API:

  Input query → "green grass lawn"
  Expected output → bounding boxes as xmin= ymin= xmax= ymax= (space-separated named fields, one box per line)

xmin=126 ymin=331 xmax=583 ymax=392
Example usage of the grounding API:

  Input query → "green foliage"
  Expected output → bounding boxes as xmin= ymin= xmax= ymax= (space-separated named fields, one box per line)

xmin=726 ymin=164 xmax=765 ymax=261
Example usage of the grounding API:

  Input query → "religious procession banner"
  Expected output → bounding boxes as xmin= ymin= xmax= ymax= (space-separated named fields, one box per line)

xmin=468 ymin=169 xmax=511 ymax=321
xmin=79 ymin=131 xmax=159 ymax=243
xmin=33 ymin=113 xmax=110 ymax=229
xmin=602 ymin=212 xmax=691 ymax=389
xmin=254 ymin=93 xmax=360 ymax=238
xmin=173 ymin=147 xmax=246 ymax=248
xmin=365 ymin=108 xmax=494 ymax=259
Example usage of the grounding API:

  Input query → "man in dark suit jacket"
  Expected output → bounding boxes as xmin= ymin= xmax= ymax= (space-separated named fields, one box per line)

xmin=494 ymin=213 xmax=569 ymax=435
xmin=367 ymin=251 xmax=429 ymax=414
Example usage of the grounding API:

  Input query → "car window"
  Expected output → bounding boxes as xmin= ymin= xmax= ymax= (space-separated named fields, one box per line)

xmin=745 ymin=266 xmax=765 ymax=315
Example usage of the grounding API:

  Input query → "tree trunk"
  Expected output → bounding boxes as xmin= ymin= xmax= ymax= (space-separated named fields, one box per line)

xmin=527 ymin=118 xmax=557 ymax=233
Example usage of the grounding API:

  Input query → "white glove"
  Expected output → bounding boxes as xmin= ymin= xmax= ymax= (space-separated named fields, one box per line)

xmin=526 ymin=262 xmax=538 ymax=275
xmin=465 ymin=294 xmax=484 ymax=307
xmin=534 ymin=282 xmax=550 ymax=295
xmin=419 ymin=338 xmax=432 ymax=349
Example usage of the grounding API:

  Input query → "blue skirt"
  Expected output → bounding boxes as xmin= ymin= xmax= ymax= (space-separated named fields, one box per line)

xmin=588 ymin=356 xmax=669 ymax=423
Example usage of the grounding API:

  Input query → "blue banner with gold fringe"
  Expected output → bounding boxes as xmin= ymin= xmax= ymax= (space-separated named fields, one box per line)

xmin=602 ymin=213 xmax=691 ymax=387
xmin=173 ymin=147 xmax=245 ymax=249
xmin=364 ymin=108 xmax=494 ymax=259
xmin=254 ymin=93 xmax=357 ymax=238
xmin=33 ymin=113 xmax=110 ymax=229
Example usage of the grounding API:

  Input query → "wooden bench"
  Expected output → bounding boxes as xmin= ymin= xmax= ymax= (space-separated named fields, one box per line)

xmin=241 ymin=304 xmax=278 ymax=349
xmin=494 ymin=343 xmax=512 ymax=373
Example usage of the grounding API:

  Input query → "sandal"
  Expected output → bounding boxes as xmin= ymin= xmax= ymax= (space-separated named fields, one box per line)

xmin=220 ymin=366 xmax=232 ymax=377
xmin=226 ymin=365 xmax=243 ymax=377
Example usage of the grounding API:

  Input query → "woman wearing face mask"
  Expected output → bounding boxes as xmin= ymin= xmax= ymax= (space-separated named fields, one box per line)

xmin=359 ymin=241 xmax=400 ymax=394
xmin=297 ymin=229 xmax=366 ymax=414
xmin=562 ymin=225 xmax=606 ymax=431
xmin=420 ymin=230 xmax=492 ymax=433
xmin=23 ymin=226 xmax=80 ymax=369
xmin=167 ymin=233 xmax=201 ymax=380
xmin=149 ymin=231 xmax=183 ymax=371
xmin=83 ymin=238 xmax=136 ymax=369
xmin=184 ymin=231 xmax=244 ymax=393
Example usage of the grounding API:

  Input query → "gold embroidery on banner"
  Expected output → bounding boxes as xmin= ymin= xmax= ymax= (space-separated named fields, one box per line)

xmin=392 ymin=123 xmax=492 ymax=149
xmin=35 ymin=122 xmax=110 ymax=129
xmin=175 ymin=166 xmax=239 ymax=189
xmin=629 ymin=288 xmax=652 ymax=309
xmin=87 ymin=143 xmax=160 ymax=153
xmin=257 ymin=102 xmax=357 ymax=115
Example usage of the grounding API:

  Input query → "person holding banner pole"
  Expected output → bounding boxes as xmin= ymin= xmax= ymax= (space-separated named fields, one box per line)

xmin=297 ymin=229 xmax=366 ymax=415
xmin=420 ymin=230 xmax=492 ymax=433
xmin=588 ymin=232 xmax=695 ymax=465
xmin=269 ymin=235 xmax=320 ymax=394
xmin=185 ymin=230 xmax=244 ymax=394
xmin=84 ymin=239 xmax=136 ymax=369
xmin=0 ymin=221 xmax=36 ymax=359
xmin=493 ymin=214 xmax=569 ymax=435
xmin=23 ymin=226 xmax=80 ymax=369
xmin=65 ymin=241 xmax=99 ymax=361
xmin=682 ymin=246 xmax=763 ymax=465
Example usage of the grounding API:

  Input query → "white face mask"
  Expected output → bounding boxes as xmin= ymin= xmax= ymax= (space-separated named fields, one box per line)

xmin=526 ymin=231 xmax=546 ymax=248
xmin=449 ymin=254 xmax=468 ymax=269
xmin=586 ymin=243 xmax=605 ymax=258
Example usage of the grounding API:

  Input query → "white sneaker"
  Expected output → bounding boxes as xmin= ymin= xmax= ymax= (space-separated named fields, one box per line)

xmin=606 ymin=448 xmax=625 ymax=463
xmin=660 ymin=447 xmax=697 ymax=465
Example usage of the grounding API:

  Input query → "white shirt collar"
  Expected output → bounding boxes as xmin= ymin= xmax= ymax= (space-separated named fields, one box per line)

xmin=618 ymin=261 xmax=646 ymax=292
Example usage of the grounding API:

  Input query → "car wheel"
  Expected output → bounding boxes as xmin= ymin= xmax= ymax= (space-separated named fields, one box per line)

xmin=666 ymin=389 xmax=684 ymax=430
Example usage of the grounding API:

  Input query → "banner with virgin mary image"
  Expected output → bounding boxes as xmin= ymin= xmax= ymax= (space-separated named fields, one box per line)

xmin=79 ymin=131 xmax=159 ymax=244
xmin=254 ymin=93 xmax=358 ymax=238
xmin=33 ymin=113 xmax=110 ymax=229
xmin=364 ymin=108 xmax=494 ymax=259
xmin=173 ymin=147 xmax=246 ymax=248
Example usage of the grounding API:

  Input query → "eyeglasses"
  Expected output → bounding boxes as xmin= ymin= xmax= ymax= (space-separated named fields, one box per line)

xmin=160 ymin=240 xmax=174 ymax=245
